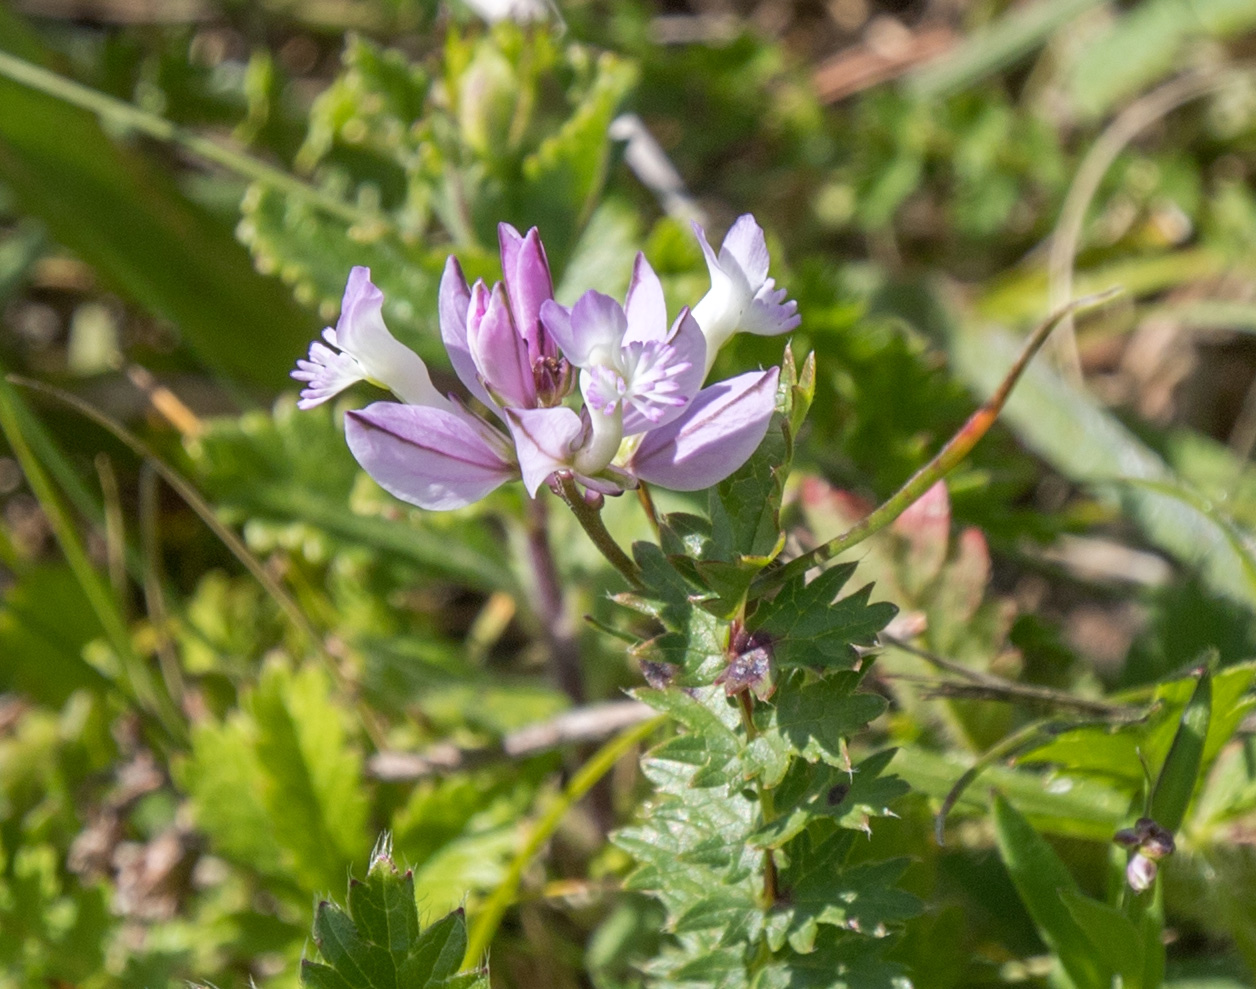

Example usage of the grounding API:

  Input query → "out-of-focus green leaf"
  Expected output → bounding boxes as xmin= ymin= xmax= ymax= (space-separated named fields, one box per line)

xmin=1150 ymin=667 xmax=1212 ymax=834
xmin=993 ymin=794 xmax=1114 ymax=989
xmin=910 ymin=0 xmax=1106 ymax=99
xmin=1065 ymin=0 xmax=1256 ymax=119
xmin=0 ymin=565 xmax=110 ymax=706
xmin=1059 ymin=889 xmax=1147 ymax=989
xmin=0 ymin=8 xmax=313 ymax=389
xmin=178 ymin=659 xmax=368 ymax=895
xmin=188 ymin=399 xmax=514 ymax=593
xmin=0 ymin=218 xmax=42 ymax=304
xmin=1019 ymin=663 xmax=1255 ymax=817
xmin=948 ymin=322 xmax=1256 ymax=608
xmin=897 ymin=747 xmax=1128 ymax=840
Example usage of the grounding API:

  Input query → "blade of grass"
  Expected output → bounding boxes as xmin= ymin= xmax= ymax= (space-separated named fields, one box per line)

xmin=9 ymin=375 xmax=389 ymax=750
xmin=1150 ymin=665 xmax=1212 ymax=835
xmin=0 ymin=384 xmax=182 ymax=737
xmin=0 ymin=7 xmax=319 ymax=390
xmin=463 ymin=714 xmax=664 ymax=966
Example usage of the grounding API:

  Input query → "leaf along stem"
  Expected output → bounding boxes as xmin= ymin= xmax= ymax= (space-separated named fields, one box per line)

xmin=554 ymin=473 xmax=644 ymax=587
xmin=755 ymin=288 xmax=1122 ymax=596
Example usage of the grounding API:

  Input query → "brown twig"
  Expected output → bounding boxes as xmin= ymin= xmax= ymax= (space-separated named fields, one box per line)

xmin=367 ymin=699 xmax=655 ymax=782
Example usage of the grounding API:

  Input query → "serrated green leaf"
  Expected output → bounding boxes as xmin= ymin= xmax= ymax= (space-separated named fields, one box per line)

xmin=751 ymin=565 xmax=896 ymax=670
xmin=712 ymin=416 xmax=789 ymax=562
xmin=772 ymin=830 xmax=916 ymax=954
xmin=400 ymin=909 xmax=469 ymax=985
xmin=637 ymin=684 xmax=778 ymax=787
xmin=752 ymin=928 xmax=909 ymax=989
xmin=302 ymin=960 xmax=358 ymax=989
xmin=314 ymin=900 xmax=393 ymax=989
xmin=771 ymin=672 xmax=887 ymax=767
xmin=755 ymin=751 xmax=908 ymax=848
xmin=303 ymin=854 xmax=486 ymax=989
xmin=348 ymin=859 xmax=421 ymax=959
xmin=672 ymin=891 xmax=763 ymax=945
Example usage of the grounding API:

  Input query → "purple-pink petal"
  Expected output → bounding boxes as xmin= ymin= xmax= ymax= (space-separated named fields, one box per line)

xmin=333 ymin=266 xmax=386 ymax=352
xmin=345 ymin=402 xmax=516 ymax=511
xmin=628 ymin=368 xmax=780 ymax=491
xmin=504 ymin=406 xmax=586 ymax=496
xmin=743 ymin=281 xmax=801 ymax=336
xmin=623 ymin=253 xmax=668 ymax=347
xmin=439 ymin=257 xmax=494 ymax=408
xmin=469 ymin=284 xmax=535 ymax=408
xmin=499 ymin=223 xmax=556 ymax=363
xmin=719 ymin=215 xmax=771 ymax=286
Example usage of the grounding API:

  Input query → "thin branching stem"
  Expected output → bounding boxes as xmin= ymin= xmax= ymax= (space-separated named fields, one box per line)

xmin=754 ymin=289 xmax=1122 ymax=596
xmin=554 ymin=474 xmax=644 ymax=587
xmin=525 ymin=496 xmax=585 ymax=703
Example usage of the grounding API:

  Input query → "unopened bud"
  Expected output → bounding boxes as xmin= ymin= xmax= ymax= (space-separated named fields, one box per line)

xmin=1126 ymin=853 xmax=1158 ymax=892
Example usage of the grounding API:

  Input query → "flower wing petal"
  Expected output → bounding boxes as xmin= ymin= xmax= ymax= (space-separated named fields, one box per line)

xmin=629 ymin=368 xmax=779 ymax=491
xmin=345 ymin=402 xmax=515 ymax=511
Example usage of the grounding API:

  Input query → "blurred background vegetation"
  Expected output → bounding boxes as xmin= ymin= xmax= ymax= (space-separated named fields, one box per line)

xmin=1 ymin=0 xmax=1256 ymax=985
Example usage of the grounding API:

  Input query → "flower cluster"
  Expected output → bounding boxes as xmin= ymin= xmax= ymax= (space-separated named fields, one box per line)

xmin=1114 ymin=816 xmax=1176 ymax=892
xmin=292 ymin=216 xmax=799 ymax=510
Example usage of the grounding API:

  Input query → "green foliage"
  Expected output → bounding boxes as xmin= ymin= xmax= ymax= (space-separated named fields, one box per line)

xmin=240 ymin=26 xmax=637 ymax=363
xmin=177 ymin=659 xmax=368 ymax=897
xmin=301 ymin=842 xmax=489 ymax=989
xmin=3 ymin=3 xmax=1256 ymax=988
xmin=0 ymin=7 xmax=314 ymax=389
xmin=610 ymin=365 xmax=915 ymax=988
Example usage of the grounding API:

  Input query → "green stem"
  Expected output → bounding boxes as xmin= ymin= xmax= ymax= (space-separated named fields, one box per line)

xmin=0 ymin=49 xmax=376 ymax=229
xmin=464 ymin=714 xmax=664 ymax=966
xmin=754 ymin=288 xmax=1122 ymax=596
xmin=554 ymin=474 xmax=644 ymax=588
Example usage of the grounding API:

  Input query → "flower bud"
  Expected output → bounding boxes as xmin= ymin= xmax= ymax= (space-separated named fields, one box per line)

xmin=1126 ymin=853 xmax=1158 ymax=892
xmin=459 ymin=46 xmax=517 ymax=157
